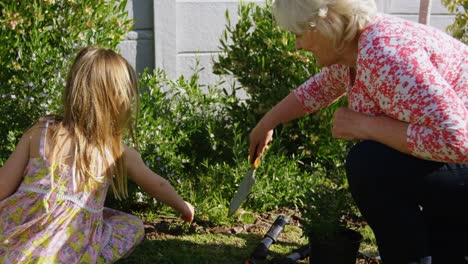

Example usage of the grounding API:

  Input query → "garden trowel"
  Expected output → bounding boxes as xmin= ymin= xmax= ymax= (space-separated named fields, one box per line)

xmin=228 ymin=151 xmax=260 ymax=217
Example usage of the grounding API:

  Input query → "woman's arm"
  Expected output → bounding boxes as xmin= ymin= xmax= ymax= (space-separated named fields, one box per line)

xmin=124 ymin=145 xmax=194 ymax=222
xmin=249 ymin=64 xmax=349 ymax=161
xmin=0 ymin=130 xmax=32 ymax=200
xmin=249 ymin=92 xmax=308 ymax=160
xmin=353 ymin=33 xmax=467 ymax=163
xmin=332 ymin=108 xmax=410 ymax=154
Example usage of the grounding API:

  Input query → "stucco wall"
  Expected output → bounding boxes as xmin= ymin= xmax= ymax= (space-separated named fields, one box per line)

xmin=118 ymin=0 xmax=154 ymax=74
xmin=119 ymin=0 xmax=456 ymax=85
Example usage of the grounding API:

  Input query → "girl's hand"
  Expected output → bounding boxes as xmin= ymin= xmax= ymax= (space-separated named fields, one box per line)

xmin=249 ymin=122 xmax=273 ymax=163
xmin=180 ymin=201 xmax=195 ymax=223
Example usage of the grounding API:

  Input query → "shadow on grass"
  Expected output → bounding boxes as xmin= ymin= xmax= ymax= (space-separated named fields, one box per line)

xmin=117 ymin=233 xmax=304 ymax=264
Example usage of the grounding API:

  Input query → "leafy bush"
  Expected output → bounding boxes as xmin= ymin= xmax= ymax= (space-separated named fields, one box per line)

xmin=120 ymin=67 xmax=249 ymax=221
xmin=137 ymin=67 xmax=246 ymax=183
xmin=442 ymin=0 xmax=468 ymax=44
xmin=213 ymin=0 xmax=358 ymax=229
xmin=214 ymin=1 xmax=318 ymax=116
xmin=112 ymin=67 xmax=331 ymax=225
xmin=213 ymin=1 xmax=352 ymax=180
xmin=0 ymin=0 xmax=132 ymax=163
xmin=247 ymin=151 xmax=316 ymax=212
xmin=300 ymin=165 xmax=356 ymax=240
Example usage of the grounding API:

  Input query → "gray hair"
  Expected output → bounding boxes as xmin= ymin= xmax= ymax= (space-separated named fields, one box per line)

xmin=272 ymin=0 xmax=377 ymax=49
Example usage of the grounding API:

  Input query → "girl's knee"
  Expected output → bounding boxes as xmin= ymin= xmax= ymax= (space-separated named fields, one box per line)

xmin=128 ymin=214 xmax=145 ymax=245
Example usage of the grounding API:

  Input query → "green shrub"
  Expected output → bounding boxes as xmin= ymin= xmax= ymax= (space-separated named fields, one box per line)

xmin=137 ymin=67 xmax=246 ymax=182
xmin=213 ymin=0 xmax=352 ymax=179
xmin=115 ymin=66 xmax=337 ymax=225
xmin=213 ymin=0 xmax=358 ymax=228
xmin=247 ymin=151 xmax=316 ymax=212
xmin=120 ymin=67 xmax=247 ymax=217
xmin=0 ymin=0 xmax=132 ymax=163
xmin=300 ymin=165 xmax=356 ymax=241
xmin=214 ymin=0 xmax=318 ymax=115
xmin=442 ymin=0 xmax=468 ymax=44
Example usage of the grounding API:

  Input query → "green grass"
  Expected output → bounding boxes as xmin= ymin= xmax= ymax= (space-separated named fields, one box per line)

xmin=117 ymin=224 xmax=307 ymax=264
xmin=115 ymin=210 xmax=377 ymax=264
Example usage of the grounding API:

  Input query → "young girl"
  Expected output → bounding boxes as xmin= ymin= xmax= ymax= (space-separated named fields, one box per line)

xmin=0 ymin=46 xmax=194 ymax=263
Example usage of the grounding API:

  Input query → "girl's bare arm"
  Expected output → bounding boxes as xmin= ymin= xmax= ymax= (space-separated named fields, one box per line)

xmin=123 ymin=145 xmax=194 ymax=222
xmin=0 ymin=130 xmax=32 ymax=200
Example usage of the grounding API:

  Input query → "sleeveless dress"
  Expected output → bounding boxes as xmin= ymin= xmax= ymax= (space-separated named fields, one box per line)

xmin=0 ymin=120 xmax=145 ymax=263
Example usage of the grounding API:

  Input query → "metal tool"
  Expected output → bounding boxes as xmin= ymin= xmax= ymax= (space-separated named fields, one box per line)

xmin=228 ymin=150 xmax=260 ymax=217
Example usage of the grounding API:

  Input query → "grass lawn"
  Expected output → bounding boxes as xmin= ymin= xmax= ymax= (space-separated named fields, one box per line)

xmin=117 ymin=210 xmax=308 ymax=264
xmin=118 ymin=226 xmax=307 ymax=264
xmin=116 ymin=210 xmax=378 ymax=264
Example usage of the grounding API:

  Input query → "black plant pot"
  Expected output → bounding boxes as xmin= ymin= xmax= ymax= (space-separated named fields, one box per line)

xmin=308 ymin=228 xmax=363 ymax=264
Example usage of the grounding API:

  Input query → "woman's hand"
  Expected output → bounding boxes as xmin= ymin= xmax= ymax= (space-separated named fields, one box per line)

xmin=249 ymin=122 xmax=273 ymax=163
xmin=247 ymin=92 xmax=308 ymax=163
xmin=332 ymin=107 xmax=410 ymax=154
xmin=180 ymin=201 xmax=195 ymax=223
xmin=331 ymin=107 xmax=371 ymax=140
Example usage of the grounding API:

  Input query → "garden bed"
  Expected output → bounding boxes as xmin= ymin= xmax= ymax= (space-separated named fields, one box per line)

xmin=118 ymin=208 xmax=378 ymax=264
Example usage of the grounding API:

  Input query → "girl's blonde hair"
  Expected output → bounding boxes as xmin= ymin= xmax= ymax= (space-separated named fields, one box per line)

xmin=49 ymin=46 xmax=138 ymax=199
xmin=273 ymin=0 xmax=377 ymax=50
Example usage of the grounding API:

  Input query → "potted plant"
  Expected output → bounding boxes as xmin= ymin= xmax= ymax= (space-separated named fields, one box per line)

xmin=300 ymin=166 xmax=362 ymax=264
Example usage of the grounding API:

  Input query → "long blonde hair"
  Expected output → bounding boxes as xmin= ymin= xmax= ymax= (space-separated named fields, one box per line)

xmin=49 ymin=46 xmax=138 ymax=199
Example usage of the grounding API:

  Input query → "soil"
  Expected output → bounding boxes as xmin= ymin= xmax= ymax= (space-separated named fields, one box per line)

xmin=143 ymin=207 xmax=303 ymax=239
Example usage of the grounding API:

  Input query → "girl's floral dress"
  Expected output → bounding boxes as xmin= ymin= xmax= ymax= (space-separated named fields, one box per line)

xmin=0 ymin=120 xmax=145 ymax=263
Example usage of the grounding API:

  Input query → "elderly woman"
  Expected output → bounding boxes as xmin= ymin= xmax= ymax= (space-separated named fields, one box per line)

xmin=248 ymin=0 xmax=468 ymax=263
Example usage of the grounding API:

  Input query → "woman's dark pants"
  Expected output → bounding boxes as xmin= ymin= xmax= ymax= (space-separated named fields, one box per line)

xmin=345 ymin=140 xmax=468 ymax=264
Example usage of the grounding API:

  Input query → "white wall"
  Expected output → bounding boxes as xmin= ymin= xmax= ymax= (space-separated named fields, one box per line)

xmin=118 ymin=0 xmax=154 ymax=74
xmin=375 ymin=0 xmax=456 ymax=27
xmin=119 ymin=0 xmax=456 ymax=85
xmin=153 ymin=0 xmax=264 ymax=87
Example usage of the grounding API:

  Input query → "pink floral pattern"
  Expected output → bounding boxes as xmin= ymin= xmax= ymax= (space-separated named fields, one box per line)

xmin=0 ymin=120 xmax=145 ymax=263
xmin=294 ymin=14 xmax=468 ymax=163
